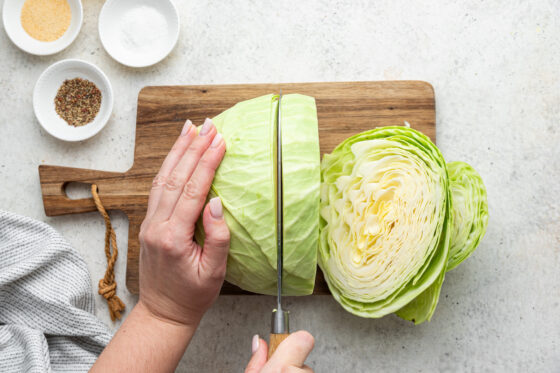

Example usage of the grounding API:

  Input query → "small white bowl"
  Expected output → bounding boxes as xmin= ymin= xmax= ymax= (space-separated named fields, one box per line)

xmin=33 ymin=59 xmax=114 ymax=142
xmin=3 ymin=0 xmax=83 ymax=56
xmin=99 ymin=0 xmax=180 ymax=68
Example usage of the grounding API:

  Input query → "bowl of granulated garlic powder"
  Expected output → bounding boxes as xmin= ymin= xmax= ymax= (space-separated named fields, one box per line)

xmin=33 ymin=59 xmax=114 ymax=141
xmin=3 ymin=0 xmax=83 ymax=55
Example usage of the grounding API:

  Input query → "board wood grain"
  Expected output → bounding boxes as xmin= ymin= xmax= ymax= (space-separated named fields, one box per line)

xmin=39 ymin=81 xmax=435 ymax=295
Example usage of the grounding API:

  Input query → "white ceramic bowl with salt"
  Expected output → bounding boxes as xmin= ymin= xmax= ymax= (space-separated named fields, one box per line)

xmin=98 ymin=0 xmax=180 ymax=68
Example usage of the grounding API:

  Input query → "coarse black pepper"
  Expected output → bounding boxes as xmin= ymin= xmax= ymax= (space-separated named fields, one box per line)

xmin=54 ymin=78 xmax=102 ymax=127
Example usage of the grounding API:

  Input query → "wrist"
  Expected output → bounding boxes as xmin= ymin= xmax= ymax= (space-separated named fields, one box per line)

xmin=135 ymin=299 xmax=201 ymax=333
xmin=92 ymin=300 xmax=199 ymax=372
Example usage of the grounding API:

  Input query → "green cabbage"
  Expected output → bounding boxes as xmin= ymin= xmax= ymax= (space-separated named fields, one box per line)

xmin=319 ymin=126 xmax=488 ymax=323
xmin=446 ymin=161 xmax=488 ymax=271
xmin=192 ymin=91 xmax=487 ymax=320
xmin=195 ymin=94 xmax=320 ymax=295
xmin=319 ymin=126 xmax=451 ymax=321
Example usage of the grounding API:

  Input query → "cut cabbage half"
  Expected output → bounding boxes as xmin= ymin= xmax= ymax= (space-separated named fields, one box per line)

xmin=319 ymin=126 xmax=452 ymax=322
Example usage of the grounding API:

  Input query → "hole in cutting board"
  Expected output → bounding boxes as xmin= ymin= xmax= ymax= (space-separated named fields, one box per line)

xmin=65 ymin=182 xmax=93 ymax=200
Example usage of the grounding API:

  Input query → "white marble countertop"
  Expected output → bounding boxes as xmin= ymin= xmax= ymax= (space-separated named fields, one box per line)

xmin=1 ymin=0 xmax=559 ymax=371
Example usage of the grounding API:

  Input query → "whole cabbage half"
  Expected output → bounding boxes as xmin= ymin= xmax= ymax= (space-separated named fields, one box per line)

xmin=195 ymin=94 xmax=320 ymax=295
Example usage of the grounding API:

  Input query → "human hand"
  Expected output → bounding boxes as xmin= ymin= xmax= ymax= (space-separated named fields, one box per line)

xmin=245 ymin=331 xmax=315 ymax=373
xmin=138 ymin=118 xmax=229 ymax=327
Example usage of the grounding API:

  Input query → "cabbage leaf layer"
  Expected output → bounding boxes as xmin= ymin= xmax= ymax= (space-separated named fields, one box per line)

xmin=446 ymin=161 xmax=488 ymax=271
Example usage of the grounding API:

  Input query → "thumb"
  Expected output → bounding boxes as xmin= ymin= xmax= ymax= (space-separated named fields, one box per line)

xmin=201 ymin=197 xmax=230 ymax=272
xmin=267 ymin=330 xmax=315 ymax=368
xmin=245 ymin=335 xmax=268 ymax=373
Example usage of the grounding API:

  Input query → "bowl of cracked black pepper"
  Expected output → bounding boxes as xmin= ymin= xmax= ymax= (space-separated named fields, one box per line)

xmin=33 ymin=59 xmax=113 ymax=141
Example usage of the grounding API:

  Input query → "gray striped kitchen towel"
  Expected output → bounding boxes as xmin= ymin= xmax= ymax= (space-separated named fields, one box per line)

xmin=0 ymin=210 xmax=112 ymax=372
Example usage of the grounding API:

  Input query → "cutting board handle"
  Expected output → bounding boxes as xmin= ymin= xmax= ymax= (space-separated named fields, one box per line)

xmin=38 ymin=165 xmax=126 ymax=216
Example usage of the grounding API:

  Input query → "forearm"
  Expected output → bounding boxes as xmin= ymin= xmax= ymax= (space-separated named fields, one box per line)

xmin=91 ymin=301 xmax=198 ymax=373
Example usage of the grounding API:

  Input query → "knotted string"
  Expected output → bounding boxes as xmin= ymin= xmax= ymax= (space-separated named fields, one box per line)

xmin=91 ymin=184 xmax=125 ymax=321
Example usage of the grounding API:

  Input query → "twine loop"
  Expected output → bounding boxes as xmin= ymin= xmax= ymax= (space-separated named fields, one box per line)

xmin=92 ymin=184 xmax=126 ymax=321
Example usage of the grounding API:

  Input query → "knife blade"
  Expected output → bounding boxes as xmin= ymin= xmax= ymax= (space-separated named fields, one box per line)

xmin=269 ymin=92 xmax=290 ymax=357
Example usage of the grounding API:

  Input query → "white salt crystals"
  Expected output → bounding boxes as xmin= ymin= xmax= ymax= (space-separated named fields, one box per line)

xmin=120 ymin=6 xmax=169 ymax=54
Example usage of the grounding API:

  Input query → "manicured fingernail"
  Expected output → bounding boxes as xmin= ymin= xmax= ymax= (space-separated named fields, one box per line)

xmin=209 ymin=197 xmax=223 ymax=218
xmin=181 ymin=120 xmax=192 ymax=136
xmin=199 ymin=118 xmax=213 ymax=136
xmin=252 ymin=334 xmax=259 ymax=354
xmin=210 ymin=133 xmax=223 ymax=148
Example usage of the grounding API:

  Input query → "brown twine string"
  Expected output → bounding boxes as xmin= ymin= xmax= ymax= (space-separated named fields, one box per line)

xmin=91 ymin=184 xmax=125 ymax=321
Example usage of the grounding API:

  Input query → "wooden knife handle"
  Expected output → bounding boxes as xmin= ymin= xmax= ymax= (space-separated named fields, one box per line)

xmin=268 ymin=333 xmax=290 ymax=358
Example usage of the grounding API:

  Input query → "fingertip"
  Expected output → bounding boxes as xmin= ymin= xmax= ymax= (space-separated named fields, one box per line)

xmin=210 ymin=133 xmax=224 ymax=149
xmin=291 ymin=330 xmax=315 ymax=353
xmin=298 ymin=330 xmax=315 ymax=348
xmin=259 ymin=337 xmax=268 ymax=354
xmin=245 ymin=336 xmax=268 ymax=373
xmin=255 ymin=338 xmax=268 ymax=362
xmin=201 ymin=200 xmax=230 ymax=255
xmin=209 ymin=134 xmax=226 ymax=158
xmin=181 ymin=119 xmax=193 ymax=136
xmin=200 ymin=118 xmax=215 ymax=136
xmin=209 ymin=197 xmax=223 ymax=219
xmin=202 ymin=200 xmax=228 ymax=236
xmin=251 ymin=334 xmax=259 ymax=354
xmin=297 ymin=330 xmax=315 ymax=343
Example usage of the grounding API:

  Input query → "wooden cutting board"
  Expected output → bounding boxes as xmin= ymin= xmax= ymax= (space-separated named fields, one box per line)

xmin=39 ymin=81 xmax=435 ymax=295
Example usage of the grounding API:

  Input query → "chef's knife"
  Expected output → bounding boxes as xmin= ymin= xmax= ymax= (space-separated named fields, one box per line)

xmin=269 ymin=92 xmax=290 ymax=357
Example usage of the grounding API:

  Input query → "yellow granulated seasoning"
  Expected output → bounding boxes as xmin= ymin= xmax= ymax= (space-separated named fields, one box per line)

xmin=21 ymin=0 xmax=72 ymax=42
